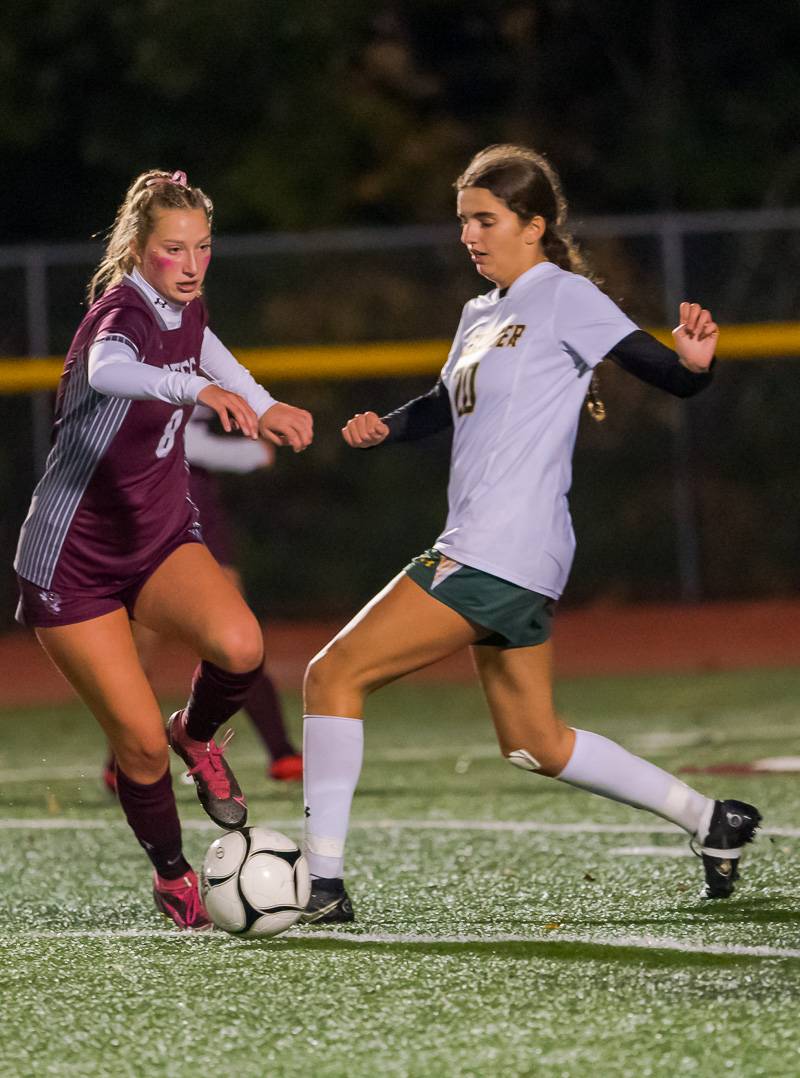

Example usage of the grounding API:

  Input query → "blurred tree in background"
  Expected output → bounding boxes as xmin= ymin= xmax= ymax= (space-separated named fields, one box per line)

xmin=1 ymin=0 xmax=798 ymax=241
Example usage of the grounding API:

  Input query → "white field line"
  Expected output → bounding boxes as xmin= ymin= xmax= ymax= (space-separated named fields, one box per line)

xmin=285 ymin=930 xmax=800 ymax=960
xmin=378 ymin=726 xmax=800 ymax=761
xmin=2 ymin=721 xmax=797 ymax=783
xmin=0 ymin=765 xmax=102 ymax=783
xmin=2 ymin=926 xmax=799 ymax=960
xmin=0 ymin=817 xmax=798 ymax=838
xmin=630 ymin=722 xmax=800 ymax=751
xmin=609 ymin=845 xmax=693 ymax=858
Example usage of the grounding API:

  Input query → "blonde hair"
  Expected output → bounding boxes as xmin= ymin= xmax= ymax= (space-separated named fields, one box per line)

xmin=456 ymin=144 xmax=589 ymax=277
xmin=88 ymin=170 xmax=213 ymax=304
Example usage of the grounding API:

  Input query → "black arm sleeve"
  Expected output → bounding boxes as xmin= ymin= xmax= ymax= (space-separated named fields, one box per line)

xmin=607 ymin=330 xmax=715 ymax=398
xmin=381 ymin=379 xmax=454 ymax=443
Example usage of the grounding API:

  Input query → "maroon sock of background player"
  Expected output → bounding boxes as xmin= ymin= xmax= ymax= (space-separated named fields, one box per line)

xmin=244 ymin=669 xmax=296 ymax=761
xmin=116 ymin=767 xmax=190 ymax=880
xmin=184 ymin=660 xmax=261 ymax=742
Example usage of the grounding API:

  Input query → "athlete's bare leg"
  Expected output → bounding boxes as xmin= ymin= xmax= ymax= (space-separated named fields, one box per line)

xmin=37 ymin=609 xmax=167 ymax=783
xmin=38 ymin=609 xmax=199 ymax=889
xmin=128 ymin=564 xmax=297 ymax=767
xmin=132 ymin=543 xmax=263 ymax=672
xmin=473 ymin=641 xmax=724 ymax=856
xmin=302 ymin=575 xmax=482 ymax=894
xmin=471 ymin=641 xmax=575 ymax=775
xmin=131 ymin=565 xmax=243 ymax=671
xmin=130 ymin=621 xmax=160 ymax=680
xmin=304 ymin=574 xmax=482 ymax=717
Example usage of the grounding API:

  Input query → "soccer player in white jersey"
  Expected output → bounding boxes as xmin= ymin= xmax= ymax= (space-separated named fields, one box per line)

xmin=299 ymin=144 xmax=762 ymax=924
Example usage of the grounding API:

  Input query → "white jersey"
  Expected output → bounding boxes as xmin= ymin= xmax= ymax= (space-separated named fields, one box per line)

xmin=435 ymin=261 xmax=636 ymax=599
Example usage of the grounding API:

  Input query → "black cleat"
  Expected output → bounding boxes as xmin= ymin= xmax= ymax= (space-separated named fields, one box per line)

xmin=300 ymin=878 xmax=355 ymax=924
xmin=695 ymin=799 xmax=762 ymax=899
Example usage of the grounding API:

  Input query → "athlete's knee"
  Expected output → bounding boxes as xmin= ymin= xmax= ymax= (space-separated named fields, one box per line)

xmin=116 ymin=736 xmax=169 ymax=782
xmin=207 ymin=615 xmax=264 ymax=673
xmin=304 ymin=647 xmax=340 ymax=700
xmin=304 ymin=640 xmax=370 ymax=703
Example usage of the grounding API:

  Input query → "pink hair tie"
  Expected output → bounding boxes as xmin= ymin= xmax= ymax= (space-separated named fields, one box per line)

xmin=145 ymin=170 xmax=189 ymax=189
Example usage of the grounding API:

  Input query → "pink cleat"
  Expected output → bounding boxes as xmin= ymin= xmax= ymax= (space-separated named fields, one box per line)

xmin=153 ymin=869 xmax=212 ymax=931
xmin=166 ymin=710 xmax=247 ymax=830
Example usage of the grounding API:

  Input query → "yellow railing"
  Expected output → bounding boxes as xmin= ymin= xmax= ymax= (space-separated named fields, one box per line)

xmin=2 ymin=322 xmax=800 ymax=393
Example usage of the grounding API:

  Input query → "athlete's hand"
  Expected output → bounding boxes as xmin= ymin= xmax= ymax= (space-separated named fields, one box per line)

xmin=259 ymin=402 xmax=314 ymax=453
xmin=673 ymin=302 xmax=719 ymax=373
xmin=198 ymin=385 xmax=259 ymax=438
xmin=342 ymin=411 xmax=390 ymax=448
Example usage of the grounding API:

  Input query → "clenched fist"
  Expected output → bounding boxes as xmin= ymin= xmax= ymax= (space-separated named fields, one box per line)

xmin=341 ymin=411 xmax=390 ymax=448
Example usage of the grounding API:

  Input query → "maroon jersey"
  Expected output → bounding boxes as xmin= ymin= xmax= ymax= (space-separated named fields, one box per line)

xmin=15 ymin=277 xmax=207 ymax=591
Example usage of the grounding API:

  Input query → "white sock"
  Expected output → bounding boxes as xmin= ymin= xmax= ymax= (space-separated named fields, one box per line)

xmin=557 ymin=728 xmax=714 ymax=838
xmin=303 ymin=714 xmax=364 ymax=879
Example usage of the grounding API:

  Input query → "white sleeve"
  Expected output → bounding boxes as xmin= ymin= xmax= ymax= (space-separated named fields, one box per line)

xmin=184 ymin=415 xmax=272 ymax=473
xmin=554 ymin=275 xmax=638 ymax=370
xmin=88 ymin=337 xmax=210 ymax=405
xmin=199 ymin=329 xmax=278 ymax=417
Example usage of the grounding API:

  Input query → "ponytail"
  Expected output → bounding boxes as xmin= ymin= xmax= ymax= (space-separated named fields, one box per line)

xmin=542 ymin=227 xmax=590 ymax=277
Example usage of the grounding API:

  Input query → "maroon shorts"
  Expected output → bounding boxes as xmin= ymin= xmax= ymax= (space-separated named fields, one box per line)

xmin=16 ymin=531 xmax=203 ymax=629
xmin=189 ymin=467 xmax=235 ymax=566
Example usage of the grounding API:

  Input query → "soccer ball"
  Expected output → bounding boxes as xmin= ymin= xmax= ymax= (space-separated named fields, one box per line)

xmin=200 ymin=827 xmax=311 ymax=938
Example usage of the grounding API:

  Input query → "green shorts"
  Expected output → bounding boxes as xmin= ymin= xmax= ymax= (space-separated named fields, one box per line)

xmin=404 ymin=548 xmax=555 ymax=649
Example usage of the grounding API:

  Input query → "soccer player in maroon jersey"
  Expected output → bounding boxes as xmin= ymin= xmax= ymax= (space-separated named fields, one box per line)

xmin=14 ymin=169 xmax=312 ymax=929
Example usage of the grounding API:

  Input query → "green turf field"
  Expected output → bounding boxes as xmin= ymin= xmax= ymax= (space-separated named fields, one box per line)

xmin=1 ymin=669 xmax=799 ymax=1077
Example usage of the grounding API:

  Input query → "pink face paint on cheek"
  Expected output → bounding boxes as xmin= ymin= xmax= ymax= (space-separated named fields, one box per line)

xmin=153 ymin=255 xmax=176 ymax=270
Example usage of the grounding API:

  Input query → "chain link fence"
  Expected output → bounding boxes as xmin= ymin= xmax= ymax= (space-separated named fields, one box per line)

xmin=2 ymin=209 xmax=800 ymax=625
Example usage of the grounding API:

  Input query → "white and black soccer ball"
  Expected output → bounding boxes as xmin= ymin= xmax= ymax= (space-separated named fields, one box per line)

xmin=200 ymin=826 xmax=310 ymax=938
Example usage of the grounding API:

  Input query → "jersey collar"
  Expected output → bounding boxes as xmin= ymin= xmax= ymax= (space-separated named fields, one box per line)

xmin=125 ymin=268 xmax=185 ymax=330
xmin=500 ymin=260 xmax=558 ymax=299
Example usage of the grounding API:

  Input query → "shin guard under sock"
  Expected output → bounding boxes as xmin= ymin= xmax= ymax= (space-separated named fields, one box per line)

xmin=303 ymin=714 xmax=364 ymax=879
xmin=185 ymin=661 xmax=261 ymax=742
xmin=558 ymin=728 xmax=714 ymax=837
xmin=116 ymin=766 xmax=189 ymax=880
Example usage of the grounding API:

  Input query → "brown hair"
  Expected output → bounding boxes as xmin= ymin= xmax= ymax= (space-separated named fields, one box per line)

xmin=455 ymin=144 xmax=589 ymax=277
xmin=88 ymin=170 xmax=213 ymax=304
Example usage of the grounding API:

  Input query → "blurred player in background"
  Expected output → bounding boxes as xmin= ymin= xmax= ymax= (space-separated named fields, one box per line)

xmin=300 ymin=144 xmax=762 ymax=924
xmin=14 ymin=170 xmax=312 ymax=929
xmin=102 ymin=404 xmax=302 ymax=792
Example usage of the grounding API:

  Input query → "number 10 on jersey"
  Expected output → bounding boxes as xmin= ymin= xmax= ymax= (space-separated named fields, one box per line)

xmin=453 ymin=362 xmax=479 ymax=416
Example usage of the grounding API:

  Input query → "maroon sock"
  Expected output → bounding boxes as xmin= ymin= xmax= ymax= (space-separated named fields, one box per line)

xmin=244 ymin=669 xmax=296 ymax=762
xmin=184 ymin=661 xmax=261 ymax=742
xmin=116 ymin=767 xmax=189 ymax=880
